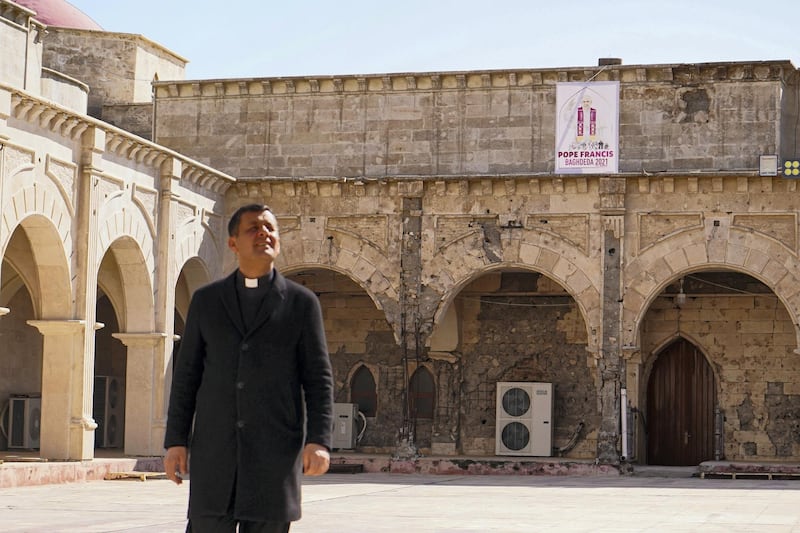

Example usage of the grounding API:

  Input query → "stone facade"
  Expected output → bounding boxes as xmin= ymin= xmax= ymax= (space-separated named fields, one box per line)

xmin=154 ymin=60 xmax=800 ymax=463
xmin=0 ymin=0 xmax=230 ymax=460
xmin=2 ymin=0 xmax=800 ymax=466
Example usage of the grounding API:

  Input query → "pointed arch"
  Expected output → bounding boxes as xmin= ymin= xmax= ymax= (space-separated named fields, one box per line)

xmin=409 ymin=366 xmax=436 ymax=419
xmin=350 ymin=365 xmax=377 ymax=417
xmin=646 ymin=337 xmax=716 ymax=465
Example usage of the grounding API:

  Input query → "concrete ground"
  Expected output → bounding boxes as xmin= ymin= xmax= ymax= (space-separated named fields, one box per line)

xmin=1 ymin=472 xmax=799 ymax=532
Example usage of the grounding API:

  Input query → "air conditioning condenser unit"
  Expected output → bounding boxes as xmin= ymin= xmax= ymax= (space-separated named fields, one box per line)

xmin=7 ymin=395 xmax=41 ymax=449
xmin=495 ymin=382 xmax=553 ymax=456
xmin=94 ymin=376 xmax=123 ymax=448
xmin=332 ymin=402 xmax=358 ymax=450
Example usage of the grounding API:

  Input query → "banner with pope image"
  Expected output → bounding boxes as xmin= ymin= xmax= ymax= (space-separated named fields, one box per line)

xmin=555 ymin=81 xmax=619 ymax=174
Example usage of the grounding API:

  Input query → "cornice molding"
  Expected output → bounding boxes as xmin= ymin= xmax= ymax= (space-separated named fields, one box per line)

xmin=3 ymin=84 xmax=235 ymax=194
xmin=153 ymin=61 xmax=796 ymax=100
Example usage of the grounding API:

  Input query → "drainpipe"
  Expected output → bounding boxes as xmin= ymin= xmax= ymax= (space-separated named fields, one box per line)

xmin=621 ymin=388 xmax=629 ymax=460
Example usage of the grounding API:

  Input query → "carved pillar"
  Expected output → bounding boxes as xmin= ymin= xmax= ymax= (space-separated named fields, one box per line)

xmin=70 ymin=126 xmax=104 ymax=460
xmin=114 ymin=332 xmax=168 ymax=456
xmin=27 ymin=320 xmax=94 ymax=460
xmin=596 ymin=177 xmax=626 ymax=464
xmin=150 ymin=157 xmax=182 ymax=451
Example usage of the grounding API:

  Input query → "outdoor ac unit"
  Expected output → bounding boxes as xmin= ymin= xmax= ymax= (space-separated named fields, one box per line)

xmin=94 ymin=376 xmax=123 ymax=448
xmin=7 ymin=395 xmax=41 ymax=449
xmin=496 ymin=382 xmax=553 ymax=456
xmin=332 ymin=402 xmax=358 ymax=450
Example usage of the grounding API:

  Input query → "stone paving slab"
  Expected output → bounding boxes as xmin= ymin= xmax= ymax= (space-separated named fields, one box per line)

xmin=1 ymin=473 xmax=799 ymax=532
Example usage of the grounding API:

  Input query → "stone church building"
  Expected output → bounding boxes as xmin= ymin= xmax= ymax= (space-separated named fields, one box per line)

xmin=1 ymin=0 xmax=799 ymax=467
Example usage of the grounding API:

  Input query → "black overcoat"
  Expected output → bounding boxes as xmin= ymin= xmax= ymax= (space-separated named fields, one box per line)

xmin=164 ymin=270 xmax=333 ymax=522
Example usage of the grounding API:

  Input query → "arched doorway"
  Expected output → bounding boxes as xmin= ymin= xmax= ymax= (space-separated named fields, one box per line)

xmin=647 ymin=338 xmax=715 ymax=465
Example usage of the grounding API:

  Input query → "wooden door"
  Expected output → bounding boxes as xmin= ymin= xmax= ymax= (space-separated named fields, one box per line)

xmin=647 ymin=339 xmax=715 ymax=465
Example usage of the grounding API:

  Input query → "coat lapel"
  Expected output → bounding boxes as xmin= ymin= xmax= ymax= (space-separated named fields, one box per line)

xmin=248 ymin=270 xmax=287 ymax=334
xmin=219 ymin=271 xmax=247 ymax=337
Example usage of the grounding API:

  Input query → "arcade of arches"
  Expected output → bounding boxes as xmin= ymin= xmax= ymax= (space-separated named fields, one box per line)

xmin=2 ymin=159 xmax=800 ymax=465
xmin=1 ymin=0 xmax=799 ymax=465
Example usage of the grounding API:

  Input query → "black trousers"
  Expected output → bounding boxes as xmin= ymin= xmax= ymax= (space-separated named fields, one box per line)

xmin=187 ymin=516 xmax=290 ymax=533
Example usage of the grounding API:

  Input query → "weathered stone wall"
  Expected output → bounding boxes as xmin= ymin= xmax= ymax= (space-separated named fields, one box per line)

xmin=153 ymin=62 xmax=795 ymax=180
xmin=317 ymin=290 xmax=405 ymax=450
xmin=42 ymin=29 xmax=185 ymax=117
xmin=101 ymin=103 xmax=153 ymax=140
xmin=640 ymin=294 xmax=800 ymax=459
xmin=458 ymin=285 xmax=598 ymax=458
xmin=6 ymin=26 xmax=800 ymax=466
xmin=226 ymin=168 xmax=800 ymax=462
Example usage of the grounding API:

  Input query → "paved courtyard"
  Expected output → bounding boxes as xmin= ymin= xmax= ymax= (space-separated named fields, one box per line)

xmin=1 ymin=473 xmax=799 ymax=532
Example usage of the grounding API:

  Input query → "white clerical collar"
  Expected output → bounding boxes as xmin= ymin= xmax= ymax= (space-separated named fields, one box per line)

xmin=239 ymin=269 xmax=275 ymax=289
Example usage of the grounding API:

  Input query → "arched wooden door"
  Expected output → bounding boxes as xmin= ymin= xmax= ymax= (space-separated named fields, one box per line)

xmin=647 ymin=338 xmax=715 ymax=465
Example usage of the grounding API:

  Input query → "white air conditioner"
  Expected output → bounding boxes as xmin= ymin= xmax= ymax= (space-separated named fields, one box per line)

xmin=8 ymin=395 xmax=41 ymax=449
xmin=94 ymin=376 xmax=123 ymax=448
xmin=332 ymin=402 xmax=358 ymax=450
xmin=496 ymin=382 xmax=553 ymax=456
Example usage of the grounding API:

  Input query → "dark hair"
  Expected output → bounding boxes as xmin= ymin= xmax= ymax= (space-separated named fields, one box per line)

xmin=228 ymin=203 xmax=272 ymax=236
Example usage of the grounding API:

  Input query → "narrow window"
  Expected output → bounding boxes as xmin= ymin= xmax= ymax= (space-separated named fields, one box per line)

xmin=351 ymin=365 xmax=377 ymax=417
xmin=409 ymin=367 xmax=435 ymax=419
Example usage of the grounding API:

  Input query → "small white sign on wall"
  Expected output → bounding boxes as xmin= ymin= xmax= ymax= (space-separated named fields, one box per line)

xmin=555 ymin=81 xmax=620 ymax=174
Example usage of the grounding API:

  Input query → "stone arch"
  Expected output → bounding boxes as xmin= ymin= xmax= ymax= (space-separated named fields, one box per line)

xmin=623 ymin=232 xmax=800 ymax=349
xmin=282 ymin=262 xmax=388 ymax=317
xmin=174 ymin=217 xmax=223 ymax=284
xmin=174 ymin=256 xmax=211 ymax=324
xmin=427 ymin=228 xmax=601 ymax=353
xmin=408 ymin=364 xmax=436 ymax=419
xmin=97 ymin=235 xmax=154 ymax=333
xmin=96 ymin=205 xmax=155 ymax=278
xmin=277 ymin=228 xmax=397 ymax=315
xmin=346 ymin=363 xmax=378 ymax=417
xmin=1 ymin=212 xmax=71 ymax=320
xmin=643 ymin=331 xmax=721 ymax=391
xmin=432 ymin=262 xmax=600 ymax=354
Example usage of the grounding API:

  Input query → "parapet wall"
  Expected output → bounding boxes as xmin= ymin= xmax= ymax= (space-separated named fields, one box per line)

xmin=153 ymin=61 xmax=797 ymax=180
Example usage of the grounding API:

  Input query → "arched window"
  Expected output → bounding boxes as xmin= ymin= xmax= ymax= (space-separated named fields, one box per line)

xmin=351 ymin=365 xmax=377 ymax=417
xmin=409 ymin=367 xmax=435 ymax=419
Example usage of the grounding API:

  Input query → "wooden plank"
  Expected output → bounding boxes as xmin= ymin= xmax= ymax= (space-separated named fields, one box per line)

xmin=104 ymin=471 xmax=168 ymax=481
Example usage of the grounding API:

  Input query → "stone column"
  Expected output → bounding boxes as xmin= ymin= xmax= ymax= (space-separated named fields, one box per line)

xmin=395 ymin=182 xmax=424 ymax=459
xmin=27 ymin=319 xmax=94 ymax=460
xmin=596 ymin=177 xmax=626 ymax=464
xmin=148 ymin=157 xmax=182 ymax=453
xmin=64 ymin=126 xmax=104 ymax=460
xmin=113 ymin=332 xmax=168 ymax=456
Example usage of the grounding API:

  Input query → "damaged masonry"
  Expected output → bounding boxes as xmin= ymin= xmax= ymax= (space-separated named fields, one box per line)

xmin=1 ymin=0 xmax=799 ymax=469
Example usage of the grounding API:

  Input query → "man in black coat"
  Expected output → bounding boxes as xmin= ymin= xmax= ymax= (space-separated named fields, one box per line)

xmin=164 ymin=203 xmax=333 ymax=533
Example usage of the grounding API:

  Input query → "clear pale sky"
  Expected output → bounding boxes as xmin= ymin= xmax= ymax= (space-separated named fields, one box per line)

xmin=68 ymin=0 xmax=799 ymax=81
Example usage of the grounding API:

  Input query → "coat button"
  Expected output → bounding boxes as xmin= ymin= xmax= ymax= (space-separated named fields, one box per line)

xmin=241 ymin=343 xmax=249 ymax=351
xmin=237 ymin=420 xmax=245 ymax=428
xmin=236 ymin=381 xmax=245 ymax=390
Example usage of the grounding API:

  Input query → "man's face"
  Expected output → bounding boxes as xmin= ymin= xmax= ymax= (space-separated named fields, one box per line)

xmin=228 ymin=209 xmax=281 ymax=271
